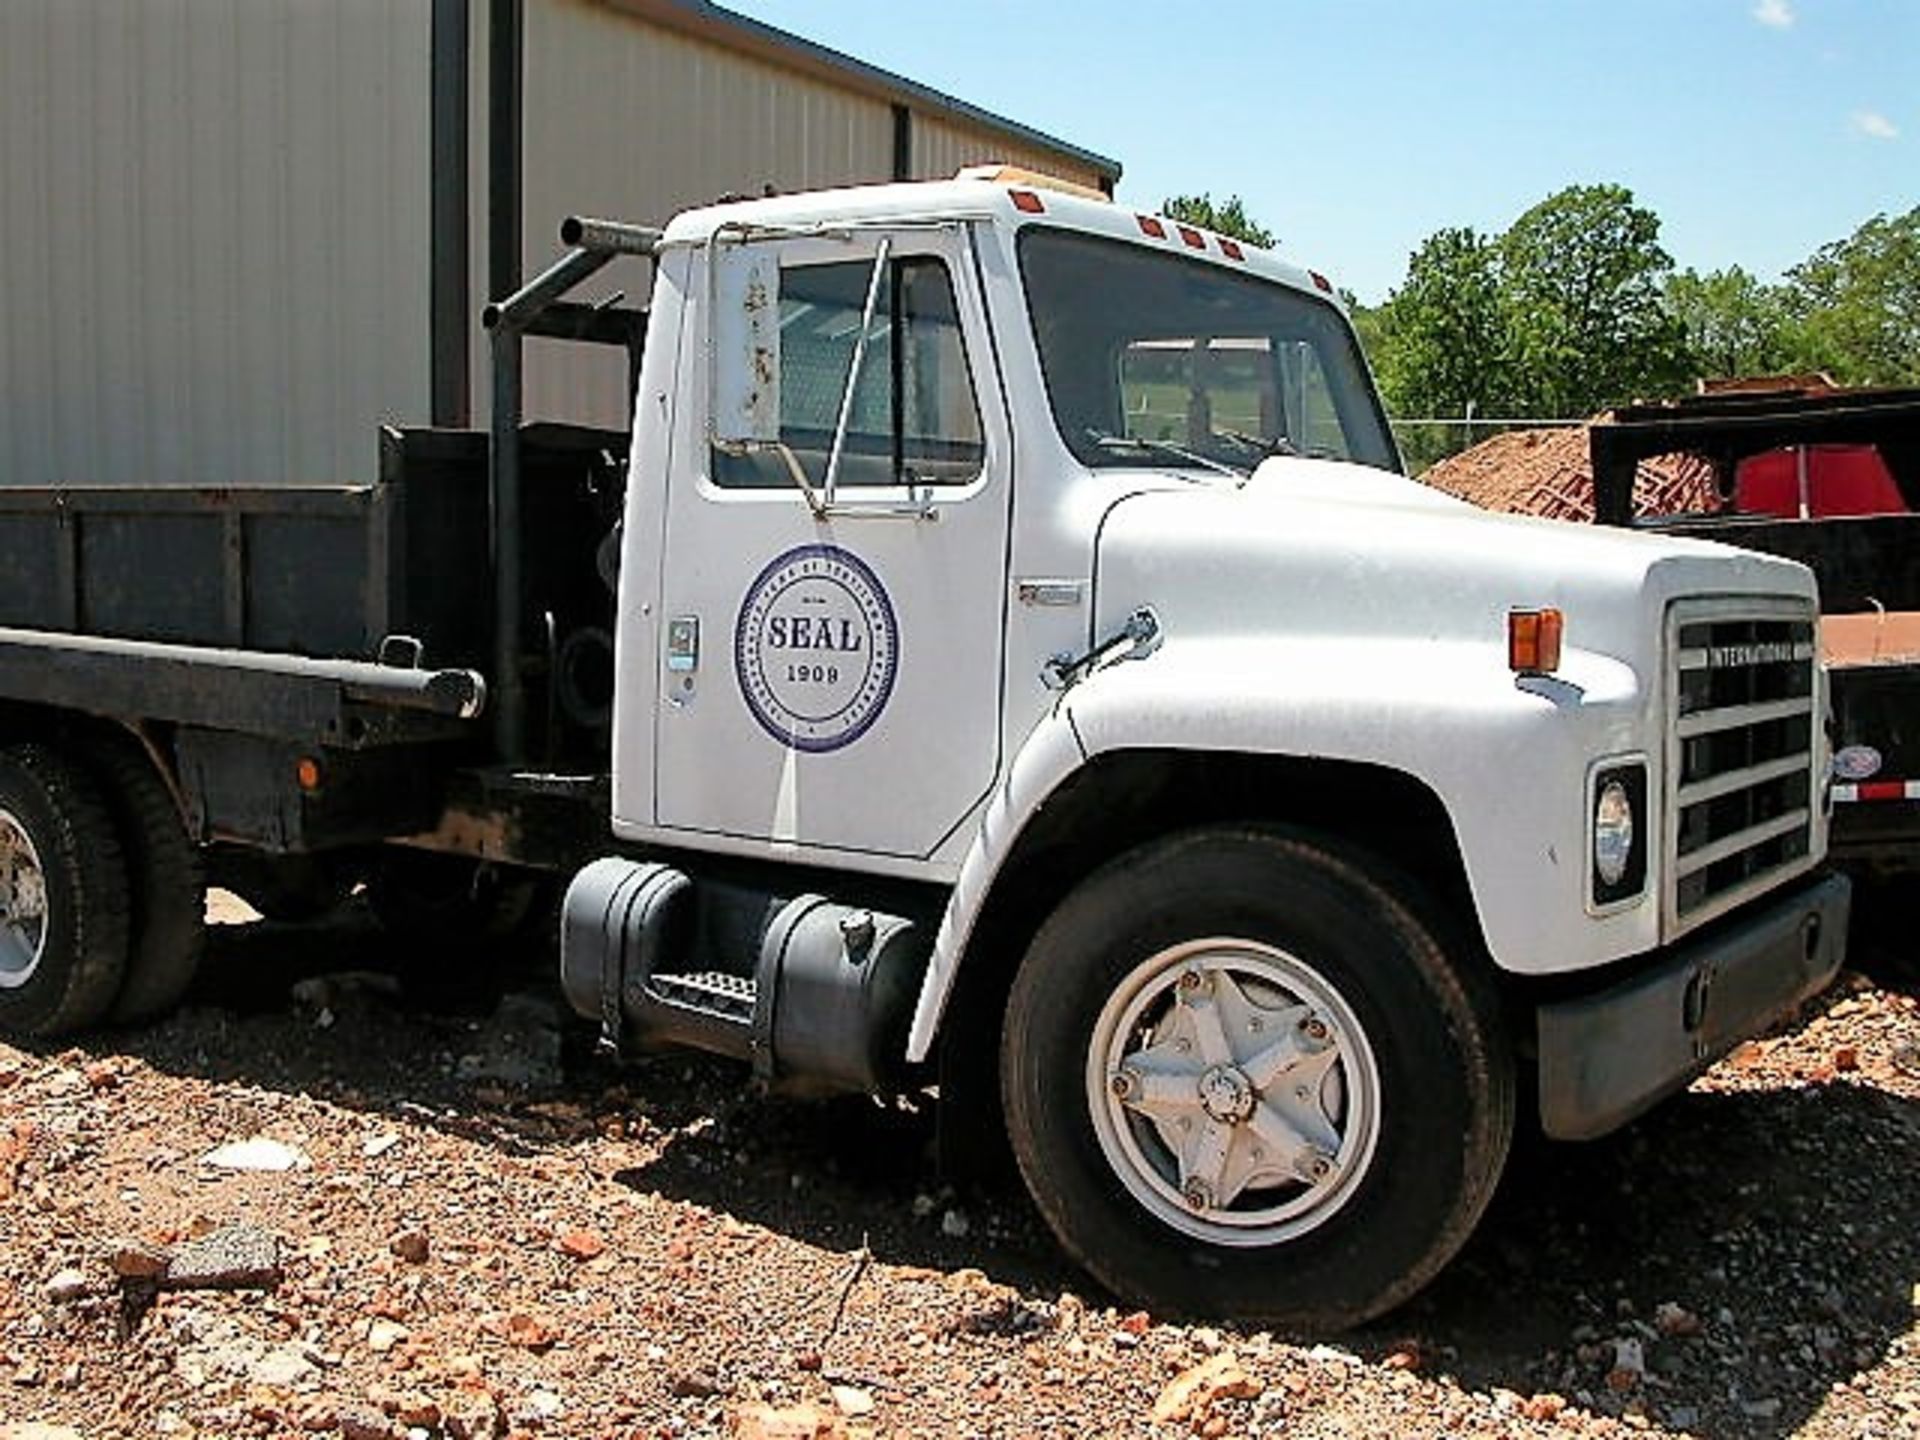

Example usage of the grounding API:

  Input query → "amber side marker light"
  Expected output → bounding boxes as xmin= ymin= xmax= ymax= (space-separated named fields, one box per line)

xmin=295 ymin=756 xmax=324 ymax=793
xmin=1509 ymin=608 xmax=1564 ymax=675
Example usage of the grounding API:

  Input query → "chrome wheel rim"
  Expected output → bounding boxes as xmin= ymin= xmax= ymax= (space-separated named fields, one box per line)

xmin=0 ymin=808 xmax=48 ymax=990
xmin=1086 ymin=938 xmax=1382 ymax=1246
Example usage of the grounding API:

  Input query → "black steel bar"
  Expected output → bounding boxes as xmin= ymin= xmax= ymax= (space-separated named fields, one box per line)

xmin=484 ymin=244 xmax=619 ymax=762
xmin=52 ymin=503 xmax=77 ymax=631
xmin=891 ymin=102 xmax=912 ymax=181
xmin=558 ymin=215 xmax=663 ymax=257
xmin=487 ymin=0 xmax=523 ymax=303
xmin=480 ymin=211 xmax=659 ymax=762
xmin=519 ymin=302 xmax=647 ymax=348
xmin=0 ymin=627 xmax=486 ymax=720
xmin=220 ymin=512 xmax=246 ymax=645
xmin=489 ymin=322 xmax=526 ymax=758
xmin=429 ymin=0 xmax=472 ymax=427
xmin=482 ymin=248 xmax=611 ymax=334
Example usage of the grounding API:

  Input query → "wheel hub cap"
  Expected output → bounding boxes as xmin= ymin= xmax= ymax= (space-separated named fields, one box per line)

xmin=0 ymin=808 xmax=49 ymax=990
xmin=1088 ymin=941 xmax=1382 ymax=1247
xmin=1197 ymin=1064 xmax=1255 ymax=1123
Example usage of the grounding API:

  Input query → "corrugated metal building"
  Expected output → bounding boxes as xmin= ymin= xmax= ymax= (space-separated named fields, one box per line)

xmin=0 ymin=0 xmax=1119 ymax=489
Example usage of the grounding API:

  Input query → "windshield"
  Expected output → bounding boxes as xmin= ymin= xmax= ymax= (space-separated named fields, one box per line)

xmin=1018 ymin=228 xmax=1400 ymax=475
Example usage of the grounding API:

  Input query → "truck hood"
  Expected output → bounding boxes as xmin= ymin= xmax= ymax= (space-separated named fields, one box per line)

xmin=1091 ymin=458 xmax=1817 ymax=665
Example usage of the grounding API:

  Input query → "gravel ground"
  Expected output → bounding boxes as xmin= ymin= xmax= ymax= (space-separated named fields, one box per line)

xmin=1 ymin=890 xmax=1916 ymax=1440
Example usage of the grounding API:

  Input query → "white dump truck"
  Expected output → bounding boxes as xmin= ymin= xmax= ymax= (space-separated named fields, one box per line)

xmin=0 ymin=172 xmax=1848 ymax=1327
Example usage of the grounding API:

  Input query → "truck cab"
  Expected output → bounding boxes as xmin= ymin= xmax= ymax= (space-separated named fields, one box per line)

xmin=560 ymin=173 xmax=1849 ymax=1325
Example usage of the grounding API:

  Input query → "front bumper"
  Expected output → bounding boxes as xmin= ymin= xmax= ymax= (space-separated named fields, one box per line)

xmin=1537 ymin=870 xmax=1851 ymax=1140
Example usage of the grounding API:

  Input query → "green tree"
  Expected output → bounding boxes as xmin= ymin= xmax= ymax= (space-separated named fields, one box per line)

xmin=1345 ymin=293 xmax=1390 ymax=367
xmin=1497 ymin=183 xmax=1690 ymax=416
xmin=1665 ymin=265 xmax=1791 ymax=380
xmin=1160 ymin=193 xmax=1276 ymax=249
xmin=1782 ymin=207 xmax=1920 ymax=385
xmin=1374 ymin=226 xmax=1509 ymax=422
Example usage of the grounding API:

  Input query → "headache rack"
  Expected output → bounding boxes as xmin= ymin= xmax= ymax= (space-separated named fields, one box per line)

xmin=1665 ymin=596 xmax=1820 ymax=934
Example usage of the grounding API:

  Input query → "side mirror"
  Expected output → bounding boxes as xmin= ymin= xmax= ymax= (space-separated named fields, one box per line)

xmin=710 ymin=243 xmax=781 ymax=446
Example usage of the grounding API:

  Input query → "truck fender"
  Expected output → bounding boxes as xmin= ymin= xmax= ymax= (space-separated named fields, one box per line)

xmin=905 ymin=704 xmax=1085 ymax=1062
xmin=907 ymin=634 xmax=1654 ymax=1062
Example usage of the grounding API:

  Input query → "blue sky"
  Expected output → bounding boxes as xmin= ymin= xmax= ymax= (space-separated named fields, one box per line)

xmin=725 ymin=1 xmax=1914 ymax=304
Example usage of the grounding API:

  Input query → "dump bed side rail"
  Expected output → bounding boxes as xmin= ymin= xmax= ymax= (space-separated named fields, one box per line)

xmin=0 ymin=626 xmax=484 ymax=748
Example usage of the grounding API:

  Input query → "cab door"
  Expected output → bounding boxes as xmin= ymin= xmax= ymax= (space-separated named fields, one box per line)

xmin=651 ymin=224 xmax=1011 ymax=861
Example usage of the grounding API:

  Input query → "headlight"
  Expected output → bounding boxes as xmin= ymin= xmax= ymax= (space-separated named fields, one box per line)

xmin=1590 ymin=761 xmax=1648 ymax=907
xmin=1593 ymin=781 xmax=1634 ymax=886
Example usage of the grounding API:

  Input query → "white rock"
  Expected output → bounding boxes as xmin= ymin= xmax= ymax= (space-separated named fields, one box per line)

xmin=247 ymin=1343 xmax=319 ymax=1388
xmin=527 ymin=1391 xmax=564 ymax=1420
xmin=199 ymin=1137 xmax=311 ymax=1172
xmin=1612 ymin=1337 xmax=1647 ymax=1376
xmin=362 ymin=1132 xmax=402 ymax=1159
xmin=367 ymin=1319 xmax=411 ymax=1354
xmin=831 ymin=1385 xmax=875 ymax=1417
xmin=43 ymin=1268 xmax=90 ymax=1303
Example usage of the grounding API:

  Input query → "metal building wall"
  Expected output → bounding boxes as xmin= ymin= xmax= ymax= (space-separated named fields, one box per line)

xmin=909 ymin=113 xmax=1110 ymax=194
xmin=0 ymin=0 xmax=433 ymax=489
xmin=515 ymin=0 xmax=898 ymax=429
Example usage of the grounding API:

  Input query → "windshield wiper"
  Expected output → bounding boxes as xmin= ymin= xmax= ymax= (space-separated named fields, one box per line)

xmin=1083 ymin=429 xmax=1247 ymax=478
xmin=1217 ymin=428 xmax=1300 ymax=462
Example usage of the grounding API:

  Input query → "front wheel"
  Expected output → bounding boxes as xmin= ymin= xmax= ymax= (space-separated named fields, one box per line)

xmin=1001 ymin=827 xmax=1513 ymax=1330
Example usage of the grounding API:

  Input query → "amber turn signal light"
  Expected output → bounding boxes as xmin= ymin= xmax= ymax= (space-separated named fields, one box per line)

xmin=1509 ymin=608 xmax=1564 ymax=675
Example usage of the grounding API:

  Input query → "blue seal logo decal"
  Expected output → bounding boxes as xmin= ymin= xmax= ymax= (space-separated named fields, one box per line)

xmin=736 ymin=545 xmax=898 ymax=752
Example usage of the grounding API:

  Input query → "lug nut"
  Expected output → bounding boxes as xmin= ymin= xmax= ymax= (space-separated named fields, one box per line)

xmin=1177 ymin=970 xmax=1206 ymax=995
xmin=1300 ymin=1016 xmax=1330 ymax=1043
xmin=1109 ymin=1070 xmax=1137 ymax=1101
xmin=1182 ymin=1178 xmax=1214 ymax=1212
xmin=1297 ymin=1151 xmax=1335 ymax=1183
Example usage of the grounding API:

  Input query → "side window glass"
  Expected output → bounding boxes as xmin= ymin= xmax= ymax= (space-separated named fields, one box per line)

xmin=713 ymin=255 xmax=984 ymax=490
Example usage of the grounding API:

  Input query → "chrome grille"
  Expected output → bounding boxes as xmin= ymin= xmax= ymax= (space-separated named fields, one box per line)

xmin=1666 ymin=598 xmax=1818 ymax=933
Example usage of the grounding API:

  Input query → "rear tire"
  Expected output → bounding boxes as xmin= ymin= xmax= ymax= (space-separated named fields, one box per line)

xmin=84 ymin=744 xmax=206 ymax=1025
xmin=0 ymin=744 xmax=132 ymax=1038
xmin=1001 ymin=826 xmax=1512 ymax=1330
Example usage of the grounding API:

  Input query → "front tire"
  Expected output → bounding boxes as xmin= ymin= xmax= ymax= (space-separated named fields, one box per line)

xmin=0 ymin=744 xmax=132 ymax=1038
xmin=1001 ymin=826 xmax=1512 ymax=1330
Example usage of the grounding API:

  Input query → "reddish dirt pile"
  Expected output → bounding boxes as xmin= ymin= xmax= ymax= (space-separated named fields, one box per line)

xmin=1422 ymin=423 xmax=1720 ymax=522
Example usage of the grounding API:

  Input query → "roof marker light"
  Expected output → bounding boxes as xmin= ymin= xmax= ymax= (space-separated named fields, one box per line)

xmin=1218 ymin=238 xmax=1245 ymax=261
xmin=1009 ymin=189 xmax=1047 ymax=215
xmin=1177 ymin=224 xmax=1206 ymax=250
xmin=1309 ymin=271 xmax=1335 ymax=294
xmin=1137 ymin=215 xmax=1167 ymax=239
